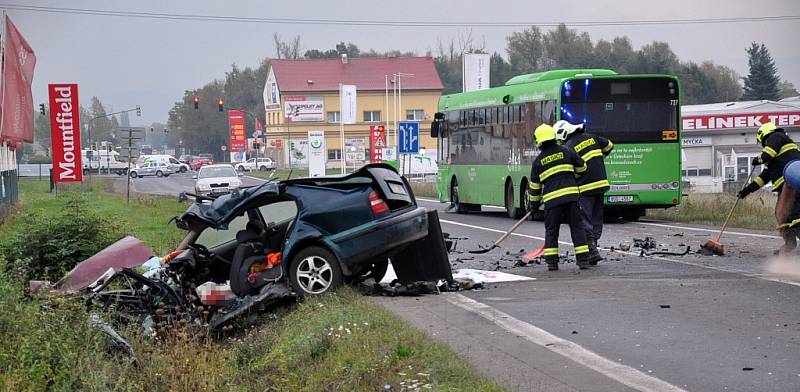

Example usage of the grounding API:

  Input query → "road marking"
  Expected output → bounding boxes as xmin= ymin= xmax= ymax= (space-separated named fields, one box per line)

xmin=437 ymin=219 xmax=800 ymax=288
xmin=446 ymin=293 xmax=688 ymax=392
xmin=418 ymin=197 xmax=781 ymax=239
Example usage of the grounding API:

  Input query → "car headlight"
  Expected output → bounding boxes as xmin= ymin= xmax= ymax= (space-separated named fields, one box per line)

xmin=197 ymin=183 xmax=211 ymax=191
xmin=230 ymin=179 xmax=241 ymax=188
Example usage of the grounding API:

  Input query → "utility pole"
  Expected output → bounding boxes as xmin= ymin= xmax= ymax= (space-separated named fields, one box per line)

xmin=119 ymin=128 xmax=143 ymax=204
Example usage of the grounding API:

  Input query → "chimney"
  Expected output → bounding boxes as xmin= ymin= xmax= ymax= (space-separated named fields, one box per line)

xmin=341 ymin=53 xmax=348 ymax=64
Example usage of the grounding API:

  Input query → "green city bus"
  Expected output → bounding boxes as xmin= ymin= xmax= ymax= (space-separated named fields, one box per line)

xmin=430 ymin=69 xmax=681 ymax=221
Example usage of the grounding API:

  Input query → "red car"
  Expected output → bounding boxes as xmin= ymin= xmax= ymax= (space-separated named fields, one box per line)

xmin=190 ymin=157 xmax=214 ymax=171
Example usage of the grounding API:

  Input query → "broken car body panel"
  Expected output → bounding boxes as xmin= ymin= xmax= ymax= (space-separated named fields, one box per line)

xmin=53 ymin=236 xmax=152 ymax=293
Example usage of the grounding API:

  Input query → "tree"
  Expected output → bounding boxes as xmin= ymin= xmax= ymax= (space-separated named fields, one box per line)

xmin=608 ymin=37 xmax=636 ymax=73
xmin=742 ymin=43 xmax=780 ymax=101
xmin=490 ymin=53 xmax=514 ymax=87
xmin=89 ymin=97 xmax=113 ymax=146
xmin=34 ymin=112 xmax=51 ymax=153
xmin=593 ymin=39 xmax=613 ymax=70
xmin=119 ymin=110 xmax=131 ymax=127
xmin=701 ymin=62 xmax=741 ymax=102
xmin=506 ymin=26 xmax=545 ymax=74
xmin=778 ymin=80 xmax=799 ymax=99
xmin=273 ymin=33 xmax=302 ymax=60
xmin=542 ymin=24 xmax=594 ymax=69
xmin=631 ymin=41 xmax=679 ymax=74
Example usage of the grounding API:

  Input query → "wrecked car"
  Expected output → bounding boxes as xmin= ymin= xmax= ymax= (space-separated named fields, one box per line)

xmin=83 ymin=164 xmax=450 ymax=330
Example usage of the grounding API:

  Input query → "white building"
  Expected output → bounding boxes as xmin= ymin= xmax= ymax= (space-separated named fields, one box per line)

xmin=681 ymin=98 xmax=800 ymax=193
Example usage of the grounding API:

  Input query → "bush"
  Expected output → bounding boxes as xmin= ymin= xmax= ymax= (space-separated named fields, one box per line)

xmin=0 ymin=192 xmax=123 ymax=283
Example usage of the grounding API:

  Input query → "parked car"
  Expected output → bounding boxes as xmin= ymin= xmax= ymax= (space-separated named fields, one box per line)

xmin=190 ymin=157 xmax=214 ymax=171
xmin=129 ymin=161 xmax=173 ymax=178
xmin=194 ymin=164 xmax=241 ymax=196
xmin=137 ymin=154 xmax=189 ymax=173
xmin=235 ymin=158 xmax=276 ymax=172
xmin=178 ymin=163 xmax=431 ymax=297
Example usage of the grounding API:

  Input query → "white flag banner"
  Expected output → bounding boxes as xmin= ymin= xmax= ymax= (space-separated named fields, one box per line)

xmin=340 ymin=84 xmax=357 ymax=125
xmin=462 ymin=53 xmax=491 ymax=92
xmin=308 ymin=131 xmax=326 ymax=177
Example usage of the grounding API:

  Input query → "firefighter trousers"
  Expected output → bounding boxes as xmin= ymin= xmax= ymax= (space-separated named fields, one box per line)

xmin=543 ymin=202 xmax=589 ymax=265
xmin=578 ymin=193 xmax=604 ymax=240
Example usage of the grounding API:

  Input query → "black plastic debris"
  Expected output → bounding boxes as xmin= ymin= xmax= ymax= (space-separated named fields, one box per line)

xmin=742 ymin=367 xmax=754 ymax=371
xmin=660 ymin=305 xmax=671 ymax=309
xmin=633 ymin=237 xmax=658 ymax=250
xmin=640 ymin=246 xmax=692 ymax=257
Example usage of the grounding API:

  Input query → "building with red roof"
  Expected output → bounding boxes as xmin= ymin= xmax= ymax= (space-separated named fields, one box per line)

xmin=261 ymin=55 xmax=443 ymax=171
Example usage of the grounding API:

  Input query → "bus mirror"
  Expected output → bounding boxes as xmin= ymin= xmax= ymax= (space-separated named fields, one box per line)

xmin=431 ymin=121 xmax=440 ymax=138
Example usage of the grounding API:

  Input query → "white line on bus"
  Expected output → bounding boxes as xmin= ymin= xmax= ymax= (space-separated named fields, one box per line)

xmin=446 ymin=293 xmax=688 ymax=392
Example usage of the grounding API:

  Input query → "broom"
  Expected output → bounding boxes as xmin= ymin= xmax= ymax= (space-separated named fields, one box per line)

xmin=703 ymin=169 xmax=755 ymax=255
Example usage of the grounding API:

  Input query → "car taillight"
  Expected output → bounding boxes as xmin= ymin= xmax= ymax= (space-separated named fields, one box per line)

xmin=369 ymin=191 xmax=389 ymax=216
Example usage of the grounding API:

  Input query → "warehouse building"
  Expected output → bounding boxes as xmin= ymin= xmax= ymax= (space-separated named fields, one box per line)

xmin=681 ymin=98 xmax=800 ymax=193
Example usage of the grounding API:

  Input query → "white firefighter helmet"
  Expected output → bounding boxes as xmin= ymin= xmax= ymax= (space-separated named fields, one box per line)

xmin=554 ymin=120 xmax=584 ymax=142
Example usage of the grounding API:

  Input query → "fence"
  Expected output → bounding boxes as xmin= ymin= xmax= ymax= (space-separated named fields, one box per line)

xmin=0 ymin=169 xmax=18 ymax=218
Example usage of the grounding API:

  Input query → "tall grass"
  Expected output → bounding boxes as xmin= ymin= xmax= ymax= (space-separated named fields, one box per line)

xmin=647 ymin=192 xmax=778 ymax=230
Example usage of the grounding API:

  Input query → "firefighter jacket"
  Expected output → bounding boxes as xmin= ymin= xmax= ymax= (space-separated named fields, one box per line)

xmin=529 ymin=141 xmax=587 ymax=209
xmin=564 ymin=132 xmax=614 ymax=195
xmin=754 ymin=130 xmax=799 ymax=166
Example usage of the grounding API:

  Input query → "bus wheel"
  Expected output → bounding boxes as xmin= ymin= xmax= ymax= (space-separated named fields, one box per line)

xmin=451 ymin=179 xmax=470 ymax=214
xmin=505 ymin=181 xmax=522 ymax=219
xmin=622 ymin=208 xmax=643 ymax=222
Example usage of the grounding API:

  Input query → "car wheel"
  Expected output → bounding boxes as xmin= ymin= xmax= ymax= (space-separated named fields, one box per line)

xmin=505 ymin=181 xmax=523 ymax=219
xmin=129 ymin=172 xmax=137 ymax=178
xmin=289 ymin=246 xmax=343 ymax=297
xmin=237 ymin=166 xmax=244 ymax=173
xmin=180 ymin=166 xmax=187 ymax=173
xmin=156 ymin=170 xmax=163 ymax=177
xmin=259 ymin=166 xmax=267 ymax=172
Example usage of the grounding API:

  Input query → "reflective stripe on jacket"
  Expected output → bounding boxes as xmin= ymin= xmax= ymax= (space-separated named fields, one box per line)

xmin=529 ymin=142 xmax=586 ymax=208
xmin=564 ymin=133 xmax=613 ymax=195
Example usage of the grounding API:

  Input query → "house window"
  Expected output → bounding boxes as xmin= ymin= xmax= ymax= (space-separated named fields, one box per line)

xmin=328 ymin=149 xmax=342 ymax=160
xmin=406 ymin=110 xmax=424 ymax=121
xmin=364 ymin=111 xmax=381 ymax=122
xmin=327 ymin=111 xmax=341 ymax=123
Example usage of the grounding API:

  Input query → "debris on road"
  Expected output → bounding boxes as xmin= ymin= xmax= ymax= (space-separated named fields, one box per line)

xmin=640 ymin=246 xmax=692 ymax=257
xmin=633 ymin=237 xmax=658 ymax=250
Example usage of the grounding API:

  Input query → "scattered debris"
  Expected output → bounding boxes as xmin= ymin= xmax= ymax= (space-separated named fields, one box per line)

xmin=619 ymin=243 xmax=632 ymax=252
xmin=640 ymin=246 xmax=692 ymax=257
xmin=742 ymin=367 xmax=754 ymax=371
xmin=672 ymin=232 xmax=684 ymax=237
xmin=659 ymin=305 xmax=671 ymax=309
xmin=452 ymin=269 xmax=535 ymax=284
xmin=633 ymin=237 xmax=658 ymax=250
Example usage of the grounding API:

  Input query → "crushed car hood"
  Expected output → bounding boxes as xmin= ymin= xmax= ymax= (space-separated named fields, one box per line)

xmin=182 ymin=182 xmax=279 ymax=228
xmin=51 ymin=236 xmax=152 ymax=293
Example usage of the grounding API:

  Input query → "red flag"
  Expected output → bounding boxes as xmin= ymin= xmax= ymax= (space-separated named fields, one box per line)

xmin=256 ymin=119 xmax=264 ymax=132
xmin=0 ymin=16 xmax=36 ymax=145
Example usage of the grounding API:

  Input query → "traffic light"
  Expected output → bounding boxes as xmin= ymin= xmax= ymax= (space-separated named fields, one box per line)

xmin=218 ymin=98 xmax=224 ymax=112
xmin=135 ymin=105 xmax=141 ymax=117
xmin=193 ymin=96 xmax=199 ymax=109
xmin=253 ymin=139 xmax=261 ymax=150
xmin=164 ymin=128 xmax=168 ymax=133
xmin=39 ymin=104 xmax=46 ymax=115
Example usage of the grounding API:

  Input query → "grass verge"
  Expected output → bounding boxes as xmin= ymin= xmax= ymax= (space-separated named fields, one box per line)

xmin=647 ymin=192 xmax=778 ymax=230
xmin=0 ymin=179 xmax=501 ymax=391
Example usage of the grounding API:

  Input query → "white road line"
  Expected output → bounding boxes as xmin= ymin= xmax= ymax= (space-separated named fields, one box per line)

xmin=446 ymin=293 xmax=688 ymax=392
xmin=636 ymin=221 xmax=780 ymax=240
xmin=418 ymin=197 xmax=781 ymax=239
xmin=437 ymin=219 xmax=800 ymax=288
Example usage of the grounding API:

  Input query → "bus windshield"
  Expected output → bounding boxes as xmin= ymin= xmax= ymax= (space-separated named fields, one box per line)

xmin=560 ymin=77 xmax=679 ymax=143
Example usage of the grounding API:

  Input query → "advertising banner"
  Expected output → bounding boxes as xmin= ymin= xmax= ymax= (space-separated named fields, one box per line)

xmin=284 ymin=96 xmax=324 ymax=122
xmin=287 ymin=140 xmax=308 ymax=168
xmin=228 ymin=110 xmax=246 ymax=152
xmin=369 ymin=125 xmax=386 ymax=163
xmin=682 ymin=112 xmax=800 ymax=130
xmin=462 ymin=53 xmax=491 ymax=92
xmin=308 ymin=131 xmax=326 ymax=177
xmin=48 ymin=84 xmax=82 ymax=182
xmin=340 ymin=85 xmax=357 ymax=124
xmin=0 ymin=16 xmax=37 ymax=145
xmin=345 ymin=138 xmax=366 ymax=162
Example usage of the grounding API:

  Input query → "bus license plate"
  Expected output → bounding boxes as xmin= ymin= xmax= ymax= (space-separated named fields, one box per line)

xmin=608 ymin=195 xmax=634 ymax=203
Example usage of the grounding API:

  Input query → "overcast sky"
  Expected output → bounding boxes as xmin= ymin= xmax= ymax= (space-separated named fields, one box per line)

xmin=10 ymin=0 xmax=800 ymax=125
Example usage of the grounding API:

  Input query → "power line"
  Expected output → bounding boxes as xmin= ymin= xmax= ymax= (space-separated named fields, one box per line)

xmin=1 ymin=3 xmax=799 ymax=27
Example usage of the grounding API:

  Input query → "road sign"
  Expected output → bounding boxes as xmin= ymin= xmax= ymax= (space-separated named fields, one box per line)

xmin=398 ymin=122 xmax=419 ymax=154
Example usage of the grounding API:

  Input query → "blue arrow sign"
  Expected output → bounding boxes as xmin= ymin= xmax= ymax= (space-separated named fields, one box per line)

xmin=398 ymin=122 xmax=419 ymax=154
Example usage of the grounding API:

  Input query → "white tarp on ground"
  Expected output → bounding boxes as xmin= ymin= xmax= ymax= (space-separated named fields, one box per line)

xmin=452 ymin=269 xmax=535 ymax=283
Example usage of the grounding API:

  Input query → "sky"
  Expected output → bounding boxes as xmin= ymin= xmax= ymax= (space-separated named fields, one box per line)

xmin=9 ymin=0 xmax=800 ymax=126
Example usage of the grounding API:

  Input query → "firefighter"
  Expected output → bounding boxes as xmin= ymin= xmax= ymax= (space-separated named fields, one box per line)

xmin=554 ymin=120 xmax=614 ymax=265
xmin=737 ymin=122 xmax=800 ymax=253
xmin=528 ymin=123 xmax=590 ymax=270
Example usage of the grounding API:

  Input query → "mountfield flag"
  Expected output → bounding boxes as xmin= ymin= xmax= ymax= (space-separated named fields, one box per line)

xmin=48 ymin=84 xmax=82 ymax=182
xmin=0 ymin=15 xmax=37 ymax=146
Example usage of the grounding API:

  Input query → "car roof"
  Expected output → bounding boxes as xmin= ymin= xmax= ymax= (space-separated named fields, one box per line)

xmin=200 ymin=164 xmax=235 ymax=169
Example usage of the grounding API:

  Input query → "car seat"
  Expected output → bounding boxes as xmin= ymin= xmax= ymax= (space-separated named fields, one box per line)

xmin=229 ymin=220 xmax=282 ymax=296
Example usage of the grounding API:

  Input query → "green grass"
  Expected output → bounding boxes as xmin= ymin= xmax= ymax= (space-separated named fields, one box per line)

xmin=0 ymin=179 xmax=502 ymax=392
xmin=647 ymin=192 xmax=778 ymax=230
xmin=410 ymin=182 xmax=440 ymax=199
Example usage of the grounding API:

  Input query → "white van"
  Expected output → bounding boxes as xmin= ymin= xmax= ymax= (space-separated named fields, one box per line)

xmin=82 ymin=149 xmax=129 ymax=175
xmin=137 ymin=155 xmax=189 ymax=173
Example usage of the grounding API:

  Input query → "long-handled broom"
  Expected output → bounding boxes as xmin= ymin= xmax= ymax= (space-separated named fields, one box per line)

xmin=703 ymin=169 xmax=755 ymax=255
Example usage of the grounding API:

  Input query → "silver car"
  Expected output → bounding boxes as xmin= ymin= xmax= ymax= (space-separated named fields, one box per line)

xmin=194 ymin=164 xmax=242 ymax=196
xmin=129 ymin=161 xmax=174 ymax=178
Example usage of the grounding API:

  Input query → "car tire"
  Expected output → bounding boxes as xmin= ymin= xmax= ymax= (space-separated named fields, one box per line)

xmin=289 ymin=246 xmax=343 ymax=297
xmin=237 ymin=166 xmax=244 ymax=173
xmin=130 ymin=172 xmax=137 ymax=178
xmin=259 ymin=166 xmax=267 ymax=172
xmin=180 ymin=166 xmax=187 ymax=173
xmin=156 ymin=170 xmax=163 ymax=177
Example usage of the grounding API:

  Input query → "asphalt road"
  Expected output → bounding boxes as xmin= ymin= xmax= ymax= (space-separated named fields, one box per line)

xmin=121 ymin=173 xmax=800 ymax=391
xmin=112 ymin=171 xmax=267 ymax=197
